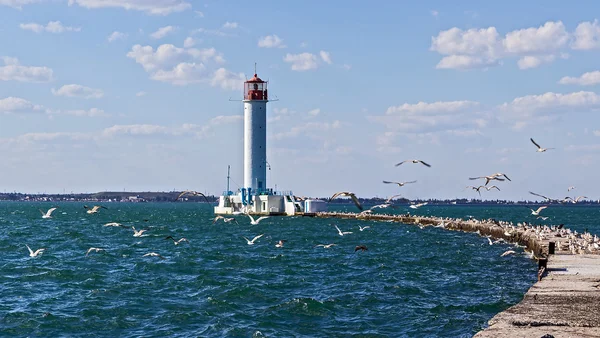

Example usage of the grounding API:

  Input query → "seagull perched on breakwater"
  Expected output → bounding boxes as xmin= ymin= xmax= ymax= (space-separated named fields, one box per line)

xmin=395 ymin=159 xmax=431 ymax=167
xmin=409 ymin=202 xmax=428 ymax=209
xmin=243 ymin=234 xmax=264 ymax=245
xmin=530 ymin=138 xmax=554 ymax=152
xmin=330 ymin=192 xmax=363 ymax=211
xmin=86 ymin=247 xmax=104 ymax=256
xmin=26 ymin=245 xmax=45 ymax=258
xmin=165 ymin=236 xmax=188 ymax=245
xmin=246 ymin=214 xmax=269 ymax=225
xmin=176 ymin=190 xmax=210 ymax=202
xmin=334 ymin=224 xmax=353 ymax=236
xmin=382 ymin=180 xmax=416 ymax=187
xmin=84 ymin=205 xmax=107 ymax=214
xmin=39 ymin=207 xmax=58 ymax=219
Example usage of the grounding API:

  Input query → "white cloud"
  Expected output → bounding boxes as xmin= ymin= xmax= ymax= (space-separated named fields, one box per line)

xmin=257 ymin=35 xmax=286 ymax=48
xmin=136 ymin=91 xmax=147 ymax=97
xmin=370 ymin=100 xmax=485 ymax=135
xmin=0 ymin=57 xmax=53 ymax=83
xmin=126 ymin=44 xmax=224 ymax=72
xmin=20 ymin=21 xmax=81 ymax=33
xmin=194 ymin=10 xmax=203 ymax=17
xmin=431 ymin=20 xmax=587 ymax=70
xmin=273 ymin=121 xmax=341 ymax=140
xmin=102 ymin=124 xmax=170 ymax=137
xmin=192 ymin=27 xmax=231 ymax=37
xmin=283 ymin=52 xmax=318 ymax=71
xmin=503 ymin=21 xmax=569 ymax=54
xmin=222 ymin=21 xmax=238 ymax=29
xmin=572 ymin=20 xmax=600 ymax=50
xmin=319 ymin=51 xmax=332 ymax=64
xmin=51 ymin=108 xmax=108 ymax=117
xmin=107 ymin=31 xmax=127 ymax=42
xmin=51 ymin=84 xmax=104 ymax=99
xmin=210 ymin=68 xmax=245 ymax=91
xmin=151 ymin=62 xmax=208 ymax=85
xmin=0 ymin=97 xmax=43 ymax=114
xmin=307 ymin=108 xmax=320 ymax=117
xmin=517 ymin=55 xmax=555 ymax=70
xmin=559 ymin=71 xmax=600 ymax=86
xmin=0 ymin=0 xmax=40 ymax=9
xmin=150 ymin=25 xmax=176 ymax=39
xmin=183 ymin=37 xmax=196 ymax=47
xmin=431 ymin=10 xmax=439 ymax=18
xmin=67 ymin=0 xmax=191 ymax=15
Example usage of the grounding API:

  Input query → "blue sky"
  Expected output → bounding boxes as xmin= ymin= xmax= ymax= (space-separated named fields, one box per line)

xmin=1 ymin=0 xmax=600 ymax=202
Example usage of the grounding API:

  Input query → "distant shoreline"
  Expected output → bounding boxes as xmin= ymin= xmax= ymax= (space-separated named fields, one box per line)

xmin=0 ymin=192 xmax=597 ymax=205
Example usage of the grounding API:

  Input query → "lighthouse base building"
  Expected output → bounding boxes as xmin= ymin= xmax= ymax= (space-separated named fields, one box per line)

xmin=213 ymin=71 xmax=326 ymax=216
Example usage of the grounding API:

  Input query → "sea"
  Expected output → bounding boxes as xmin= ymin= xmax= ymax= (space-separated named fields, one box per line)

xmin=1 ymin=201 xmax=598 ymax=337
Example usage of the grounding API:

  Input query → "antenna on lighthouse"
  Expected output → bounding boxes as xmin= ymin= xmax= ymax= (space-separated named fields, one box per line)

xmin=254 ymin=62 xmax=257 ymax=75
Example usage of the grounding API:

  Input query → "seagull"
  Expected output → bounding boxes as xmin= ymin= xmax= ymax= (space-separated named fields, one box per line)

xmin=104 ymin=222 xmax=127 ymax=227
xmin=358 ymin=225 xmax=370 ymax=231
xmin=39 ymin=207 xmax=58 ymax=219
xmin=247 ymin=214 xmax=269 ymax=225
xmin=176 ymin=190 xmax=210 ymax=202
xmin=382 ymin=180 xmax=417 ymax=187
xmin=334 ymin=224 xmax=353 ymax=236
xmin=355 ymin=245 xmax=368 ymax=252
xmin=84 ymin=205 xmax=108 ymax=214
xmin=143 ymin=252 xmax=165 ymax=260
xmin=487 ymin=237 xmax=493 ymax=245
xmin=529 ymin=191 xmax=558 ymax=203
xmin=568 ymin=186 xmax=576 ymax=192
xmin=484 ymin=185 xmax=501 ymax=191
xmin=530 ymin=138 xmax=554 ymax=152
xmin=132 ymin=226 xmax=147 ymax=237
xmin=537 ymin=216 xmax=549 ymax=221
xmin=314 ymin=243 xmax=336 ymax=249
xmin=409 ymin=202 xmax=428 ymax=209
xmin=572 ymin=196 xmax=588 ymax=203
xmin=275 ymin=240 xmax=286 ymax=248
xmin=86 ymin=247 xmax=105 ymax=256
xmin=26 ymin=245 xmax=45 ymax=258
xmin=501 ymin=250 xmax=516 ymax=257
xmin=528 ymin=206 xmax=548 ymax=216
xmin=213 ymin=215 xmax=239 ymax=225
xmin=469 ymin=173 xmax=510 ymax=186
xmin=243 ymin=234 xmax=264 ymax=245
xmin=466 ymin=186 xmax=484 ymax=196
xmin=165 ymin=236 xmax=188 ymax=245
xmin=384 ymin=194 xmax=404 ymax=204
xmin=330 ymin=191 xmax=363 ymax=211
xmin=395 ymin=159 xmax=431 ymax=167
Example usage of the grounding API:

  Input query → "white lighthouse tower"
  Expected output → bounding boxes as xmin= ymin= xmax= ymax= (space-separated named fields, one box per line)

xmin=214 ymin=68 xmax=308 ymax=216
xmin=243 ymin=72 xmax=268 ymax=193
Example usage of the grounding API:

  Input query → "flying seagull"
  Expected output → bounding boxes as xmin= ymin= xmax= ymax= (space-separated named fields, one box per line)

xmin=132 ymin=226 xmax=147 ymax=237
xmin=84 ymin=205 xmax=108 ymax=214
xmin=530 ymin=138 xmax=554 ymax=152
xmin=213 ymin=215 xmax=239 ymax=225
xmin=330 ymin=192 xmax=363 ymax=211
xmin=384 ymin=194 xmax=403 ymax=204
xmin=529 ymin=191 xmax=558 ymax=203
xmin=314 ymin=243 xmax=336 ymax=249
xmin=469 ymin=173 xmax=510 ymax=186
xmin=382 ymin=180 xmax=417 ymax=187
xmin=334 ymin=224 xmax=353 ymax=236
xmin=26 ymin=245 xmax=45 ymax=258
xmin=355 ymin=245 xmax=368 ymax=252
xmin=358 ymin=225 xmax=370 ymax=231
xmin=176 ymin=190 xmax=210 ymax=203
xmin=466 ymin=186 xmax=484 ymax=196
xmin=165 ymin=236 xmax=189 ymax=245
xmin=243 ymin=234 xmax=264 ymax=245
xmin=275 ymin=240 xmax=286 ymax=248
xmin=104 ymin=222 xmax=127 ymax=228
xmin=528 ymin=206 xmax=548 ymax=216
xmin=572 ymin=196 xmax=588 ymax=203
xmin=395 ymin=159 xmax=431 ymax=167
xmin=40 ymin=207 xmax=58 ymax=219
xmin=143 ymin=252 xmax=165 ymax=260
xmin=501 ymin=250 xmax=516 ymax=257
xmin=86 ymin=247 xmax=105 ymax=256
xmin=409 ymin=202 xmax=428 ymax=209
xmin=246 ymin=214 xmax=269 ymax=225
xmin=568 ymin=186 xmax=576 ymax=192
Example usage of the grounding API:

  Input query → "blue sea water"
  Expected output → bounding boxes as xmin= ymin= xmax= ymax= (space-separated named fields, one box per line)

xmin=1 ymin=202 xmax=596 ymax=337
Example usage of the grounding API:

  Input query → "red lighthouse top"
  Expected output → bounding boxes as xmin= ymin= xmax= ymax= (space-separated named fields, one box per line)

xmin=244 ymin=73 xmax=268 ymax=101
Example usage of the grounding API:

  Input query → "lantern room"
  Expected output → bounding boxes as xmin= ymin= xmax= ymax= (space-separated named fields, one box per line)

xmin=244 ymin=74 xmax=268 ymax=101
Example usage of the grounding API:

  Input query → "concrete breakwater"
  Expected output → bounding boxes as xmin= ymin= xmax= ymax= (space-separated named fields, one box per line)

xmin=316 ymin=211 xmax=600 ymax=337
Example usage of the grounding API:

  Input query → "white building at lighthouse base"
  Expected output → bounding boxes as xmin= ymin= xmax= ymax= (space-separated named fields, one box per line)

xmin=214 ymin=191 xmax=319 ymax=216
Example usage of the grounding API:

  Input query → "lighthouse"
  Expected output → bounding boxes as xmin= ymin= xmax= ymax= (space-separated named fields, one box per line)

xmin=243 ymin=73 xmax=268 ymax=193
xmin=213 ymin=68 xmax=325 ymax=216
